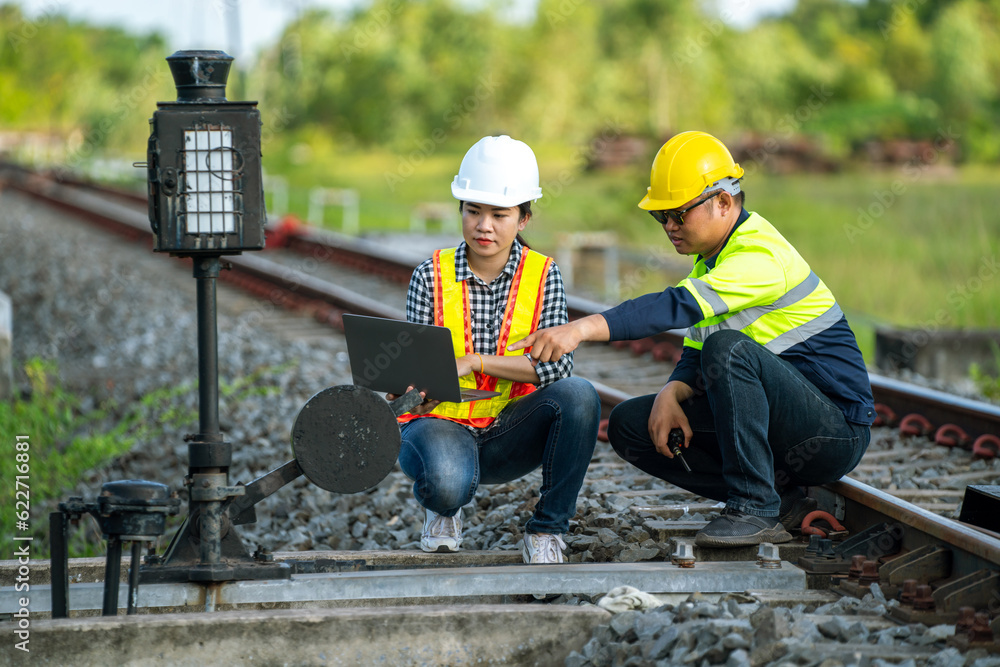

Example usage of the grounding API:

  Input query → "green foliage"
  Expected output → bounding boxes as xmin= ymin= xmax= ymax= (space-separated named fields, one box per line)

xmin=250 ymin=0 xmax=1000 ymax=156
xmin=970 ymin=342 xmax=1000 ymax=401
xmin=0 ymin=4 xmax=171 ymax=156
xmin=0 ymin=359 xmax=284 ymax=557
xmin=7 ymin=0 xmax=1000 ymax=163
xmin=1 ymin=359 xmax=151 ymax=555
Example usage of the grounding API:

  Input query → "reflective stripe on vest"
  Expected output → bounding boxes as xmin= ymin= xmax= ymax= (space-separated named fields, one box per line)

xmin=679 ymin=212 xmax=840 ymax=354
xmin=399 ymin=246 xmax=552 ymax=428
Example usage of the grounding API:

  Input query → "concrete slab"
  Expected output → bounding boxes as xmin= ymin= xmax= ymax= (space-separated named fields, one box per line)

xmin=0 ymin=549 xmax=523 ymax=586
xmin=219 ymin=561 xmax=805 ymax=607
xmin=3 ymin=560 xmax=805 ymax=617
xmin=745 ymin=588 xmax=840 ymax=611
xmin=630 ymin=503 xmax=726 ymax=518
xmin=1 ymin=604 xmax=611 ymax=666
xmin=643 ymin=519 xmax=706 ymax=539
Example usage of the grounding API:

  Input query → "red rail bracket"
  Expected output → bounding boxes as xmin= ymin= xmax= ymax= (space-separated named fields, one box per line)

xmin=597 ymin=418 xmax=610 ymax=443
xmin=629 ymin=338 xmax=656 ymax=356
xmin=801 ymin=510 xmax=847 ymax=538
xmin=873 ymin=403 xmax=897 ymax=427
xmin=651 ymin=341 xmax=678 ymax=363
xmin=899 ymin=413 xmax=933 ymax=438
xmin=934 ymin=424 xmax=970 ymax=448
xmin=972 ymin=434 xmax=1000 ymax=459
xmin=265 ymin=214 xmax=304 ymax=249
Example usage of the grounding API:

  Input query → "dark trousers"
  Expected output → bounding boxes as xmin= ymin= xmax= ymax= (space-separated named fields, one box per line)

xmin=608 ymin=330 xmax=870 ymax=518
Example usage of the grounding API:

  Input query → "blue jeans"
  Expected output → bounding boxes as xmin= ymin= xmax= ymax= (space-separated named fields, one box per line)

xmin=399 ymin=376 xmax=600 ymax=534
xmin=608 ymin=330 xmax=870 ymax=518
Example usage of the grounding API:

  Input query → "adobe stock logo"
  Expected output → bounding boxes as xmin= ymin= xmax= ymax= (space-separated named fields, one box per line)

xmin=360 ymin=331 xmax=414 ymax=383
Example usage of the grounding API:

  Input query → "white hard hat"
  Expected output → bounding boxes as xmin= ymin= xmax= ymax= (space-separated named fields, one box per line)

xmin=451 ymin=135 xmax=543 ymax=207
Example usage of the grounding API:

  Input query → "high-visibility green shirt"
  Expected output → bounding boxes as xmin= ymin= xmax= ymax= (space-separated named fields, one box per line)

xmin=602 ymin=208 xmax=874 ymax=425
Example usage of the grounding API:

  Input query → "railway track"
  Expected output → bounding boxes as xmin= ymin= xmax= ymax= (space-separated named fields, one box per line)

xmin=4 ymin=164 xmax=1000 ymax=662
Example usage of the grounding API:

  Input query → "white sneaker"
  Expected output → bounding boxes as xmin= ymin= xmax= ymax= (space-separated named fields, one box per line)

xmin=420 ymin=508 xmax=462 ymax=553
xmin=521 ymin=533 xmax=567 ymax=564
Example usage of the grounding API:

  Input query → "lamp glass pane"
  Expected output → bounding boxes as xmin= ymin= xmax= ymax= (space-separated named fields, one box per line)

xmin=183 ymin=128 xmax=237 ymax=234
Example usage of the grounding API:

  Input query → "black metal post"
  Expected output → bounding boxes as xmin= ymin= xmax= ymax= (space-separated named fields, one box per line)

xmin=194 ymin=256 xmax=222 ymax=444
xmin=127 ymin=542 xmax=142 ymax=615
xmin=102 ymin=537 xmax=122 ymax=616
xmin=191 ymin=256 xmax=230 ymax=570
xmin=49 ymin=511 xmax=69 ymax=619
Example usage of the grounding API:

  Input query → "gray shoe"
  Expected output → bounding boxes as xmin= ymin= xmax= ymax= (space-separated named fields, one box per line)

xmin=695 ymin=508 xmax=792 ymax=547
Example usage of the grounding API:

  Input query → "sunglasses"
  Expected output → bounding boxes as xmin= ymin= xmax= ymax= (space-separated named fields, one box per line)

xmin=649 ymin=191 xmax=721 ymax=226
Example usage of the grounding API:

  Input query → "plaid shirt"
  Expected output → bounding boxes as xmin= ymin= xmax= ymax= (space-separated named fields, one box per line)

xmin=405 ymin=240 xmax=573 ymax=390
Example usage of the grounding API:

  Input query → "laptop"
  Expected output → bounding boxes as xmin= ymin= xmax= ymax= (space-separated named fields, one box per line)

xmin=342 ymin=314 xmax=502 ymax=403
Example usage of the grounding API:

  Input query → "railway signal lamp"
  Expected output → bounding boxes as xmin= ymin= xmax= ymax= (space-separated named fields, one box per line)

xmin=138 ymin=51 xmax=277 ymax=583
xmin=145 ymin=50 xmax=265 ymax=256
xmin=126 ymin=50 xmax=412 ymax=592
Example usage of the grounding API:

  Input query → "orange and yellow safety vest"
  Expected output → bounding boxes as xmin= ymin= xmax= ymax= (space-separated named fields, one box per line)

xmin=398 ymin=246 xmax=553 ymax=428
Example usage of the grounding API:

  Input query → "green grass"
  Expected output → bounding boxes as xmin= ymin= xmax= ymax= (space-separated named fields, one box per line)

xmin=0 ymin=359 xmax=159 ymax=556
xmin=970 ymin=341 xmax=1000 ymax=401
xmin=0 ymin=359 xmax=286 ymax=557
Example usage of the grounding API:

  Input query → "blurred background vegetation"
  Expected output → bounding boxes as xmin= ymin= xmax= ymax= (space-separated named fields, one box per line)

xmin=2 ymin=0 xmax=999 ymax=335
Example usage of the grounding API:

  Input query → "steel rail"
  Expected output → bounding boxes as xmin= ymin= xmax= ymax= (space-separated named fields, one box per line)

xmin=829 ymin=477 xmax=1000 ymax=565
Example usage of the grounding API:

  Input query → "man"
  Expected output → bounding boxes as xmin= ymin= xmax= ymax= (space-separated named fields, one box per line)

xmin=510 ymin=131 xmax=874 ymax=547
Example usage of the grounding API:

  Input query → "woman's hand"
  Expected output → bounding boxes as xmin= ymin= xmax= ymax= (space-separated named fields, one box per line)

xmin=386 ymin=385 xmax=441 ymax=416
xmin=456 ymin=354 xmax=478 ymax=378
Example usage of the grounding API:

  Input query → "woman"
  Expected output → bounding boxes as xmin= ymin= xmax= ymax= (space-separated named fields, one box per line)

xmin=395 ymin=135 xmax=600 ymax=564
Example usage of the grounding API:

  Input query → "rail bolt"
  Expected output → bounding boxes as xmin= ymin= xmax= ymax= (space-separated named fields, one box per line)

xmin=672 ymin=542 xmax=696 ymax=568
xmin=913 ymin=584 xmax=936 ymax=611
xmin=756 ymin=543 xmax=781 ymax=569
xmin=899 ymin=413 xmax=933 ymax=438
xmin=873 ymin=403 xmax=897 ymax=427
xmin=973 ymin=434 xmax=1000 ymax=459
xmin=969 ymin=611 xmax=995 ymax=643
xmin=847 ymin=554 xmax=866 ymax=581
xmin=956 ymin=607 xmax=976 ymax=635
xmin=899 ymin=579 xmax=918 ymax=605
xmin=817 ymin=538 xmax=837 ymax=560
xmin=934 ymin=423 xmax=969 ymax=448
xmin=858 ymin=560 xmax=880 ymax=585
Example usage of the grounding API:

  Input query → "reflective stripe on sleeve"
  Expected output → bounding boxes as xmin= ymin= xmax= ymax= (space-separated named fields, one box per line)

xmin=686 ymin=277 xmax=729 ymax=316
xmin=687 ymin=271 xmax=821 ymax=343
xmin=764 ymin=303 xmax=844 ymax=354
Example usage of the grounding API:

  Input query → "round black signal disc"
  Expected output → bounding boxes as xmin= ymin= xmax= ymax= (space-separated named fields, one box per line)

xmin=291 ymin=385 xmax=401 ymax=494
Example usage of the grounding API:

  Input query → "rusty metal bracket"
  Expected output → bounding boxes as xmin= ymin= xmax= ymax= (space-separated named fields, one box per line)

xmin=889 ymin=568 xmax=999 ymax=626
xmin=879 ymin=544 xmax=953 ymax=588
xmin=226 ymin=460 xmax=304 ymax=526
xmin=933 ymin=569 xmax=1000 ymax=615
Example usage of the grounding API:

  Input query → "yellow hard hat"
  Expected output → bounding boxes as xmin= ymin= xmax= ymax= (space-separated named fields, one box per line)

xmin=638 ymin=131 xmax=744 ymax=211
